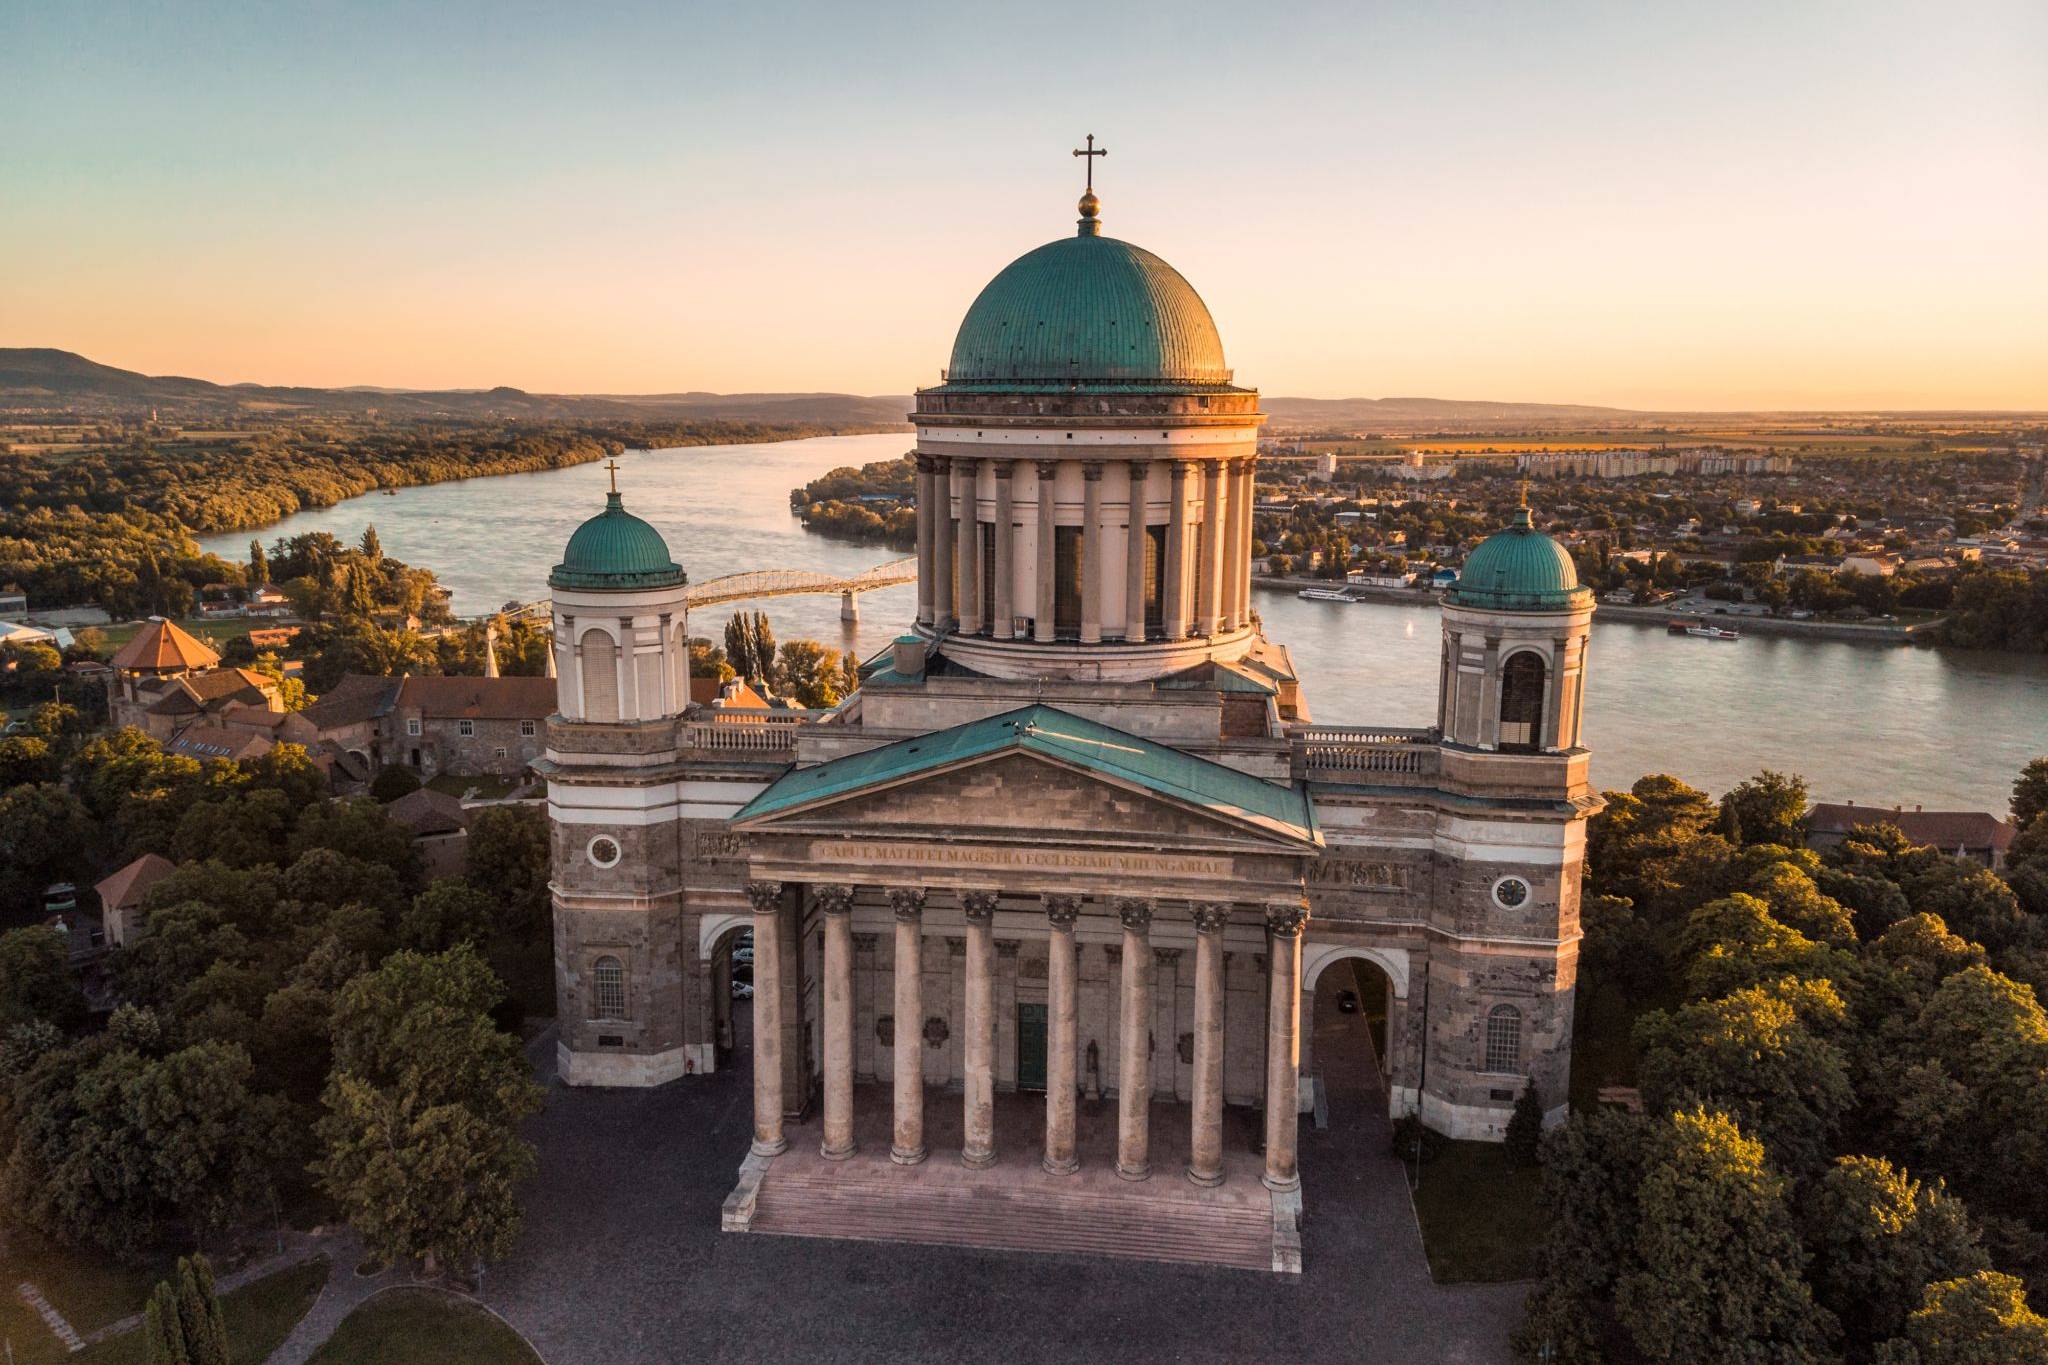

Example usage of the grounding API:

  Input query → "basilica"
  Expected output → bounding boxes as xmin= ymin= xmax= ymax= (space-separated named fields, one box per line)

xmin=538 ymin=176 xmax=1598 ymax=1272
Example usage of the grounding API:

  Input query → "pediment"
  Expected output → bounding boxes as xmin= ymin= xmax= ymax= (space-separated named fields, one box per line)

xmin=740 ymin=748 xmax=1315 ymax=852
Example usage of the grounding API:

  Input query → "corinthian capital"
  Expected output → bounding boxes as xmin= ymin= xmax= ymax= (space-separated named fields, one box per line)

xmin=888 ymin=887 xmax=927 ymax=922
xmin=961 ymin=890 xmax=999 ymax=925
xmin=1264 ymin=901 xmax=1309 ymax=939
xmin=814 ymin=883 xmax=855 ymax=916
xmin=1191 ymin=902 xmax=1232 ymax=935
xmin=744 ymin=880 xmax=785 ymax=914
xmin=1115 ymin=898 xmax=1154 ymax=933
xmin=1042 ymin=894 xmax=1082 ymax=929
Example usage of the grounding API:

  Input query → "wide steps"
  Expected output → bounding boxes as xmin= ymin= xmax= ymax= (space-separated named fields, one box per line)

xmin=751 ymin=1167 xmax=1273 ymax=1271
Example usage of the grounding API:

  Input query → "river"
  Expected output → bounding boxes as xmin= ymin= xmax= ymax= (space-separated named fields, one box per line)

xmin=200 ymin=432 xmax=2048 ymax=812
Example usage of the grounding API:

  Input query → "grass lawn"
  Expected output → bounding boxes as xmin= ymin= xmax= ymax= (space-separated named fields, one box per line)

xmin=96 ymin=616 xmax=261 ymax=650
xmin=306 ymin=1288 xmax=541 ymax=1365
xmin=0 ymin=1229 xmax=173 ymax=1361
xmin=1409 ymin=1141 xmax=1546 ymax=1283
xmin=71 ymin=1257 xmax=329 ymax=1365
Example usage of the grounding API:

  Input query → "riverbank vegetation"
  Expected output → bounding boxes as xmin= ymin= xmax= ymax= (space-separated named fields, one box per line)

xmin=0 ymin=415 xmax=897 ymax=619
xmin=790 ymin=454 xmax=916 ymax=548
xmin=1513 ymin=759 xmax=2048 ymax=1361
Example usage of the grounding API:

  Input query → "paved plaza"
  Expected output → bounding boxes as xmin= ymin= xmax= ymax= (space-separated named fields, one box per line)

xmin=484 ymin=1008 xmax=1524 ymax=1364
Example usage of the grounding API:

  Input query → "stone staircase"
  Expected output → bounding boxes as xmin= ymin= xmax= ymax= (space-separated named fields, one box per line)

xmin=749 ymin=1163 xmax=1275 ymax=1272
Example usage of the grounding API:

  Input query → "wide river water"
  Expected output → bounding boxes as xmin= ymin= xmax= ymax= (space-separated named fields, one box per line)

xmin=201 ymin=432 xmax=2048 ymax=812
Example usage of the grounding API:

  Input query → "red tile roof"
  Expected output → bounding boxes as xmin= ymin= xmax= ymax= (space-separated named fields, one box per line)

xmin=1807 ymin=803 xmax=2017 ymax=853
xmin=396 ymin=675 xmax=556 ymax=721
xmin=110 ymin=619 xmax=219 ymax=672
xmin=93 ymin=853 xmax=177 ymax=911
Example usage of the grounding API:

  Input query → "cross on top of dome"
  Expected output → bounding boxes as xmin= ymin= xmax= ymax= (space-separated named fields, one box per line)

xmin=1073 ymin=133 xmax=1107 ymax=236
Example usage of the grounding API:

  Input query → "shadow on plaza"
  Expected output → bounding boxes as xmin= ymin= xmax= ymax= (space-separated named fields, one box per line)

xmin=484 ymin=1005 xmax=1525 ymax=1365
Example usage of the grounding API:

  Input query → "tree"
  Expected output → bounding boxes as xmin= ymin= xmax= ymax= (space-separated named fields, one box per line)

xmin=1678 ymin=894 xmax=1845 ymax=1000
xmin=0 ymin=733 xmax=58 ymax=786
xmin=1805 ymin=1155 xmax=1989 ymax=1352
xmin=145 ymin=1280 xmax=189 ymax=1365
xmin=775 ymin=639 xmax=847 ymax=708
xmin=0 ymin=927 xmax=86 ymax=1033
xmin=2013 ymin=757 xmax=2048 ymax=832
xmin=1616 ymin=1109 xmax=1834 ymax=1363
xmin=1881 ymin=1272 xmax=2048 ymax=1363
xmin=370 ymin=764 xmax=423 ymax=802
xmin=400 ymin=880 xmax=497 ymax=953
xmin=359 ymin=524 xmax=383 ymax=563
xmin=172 ymin=1255 xmax=228 ymax=1365
xmin=1721 ymin=771 xmax=1810 ymax=849
xmin=247 ymin=539 xmax=268 ymax=587
xmin=0 ymin=782 xmax=93 ymax=919
xmin=1636 ymin=979 xmax=1853 ymax=1174
xmin=314 ymin=945 xmax=542 ymax=1273
xmin=1505 ymin=1084 xmax=1544 ymax=1167
xmin=1513 ymin=1109 xmax=1656 ymax=1362
xmin=464 ymin=805 xmax=550 ymax=934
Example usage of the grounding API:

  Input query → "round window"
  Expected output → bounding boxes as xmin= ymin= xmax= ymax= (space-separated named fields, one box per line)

xmin=587 ymin=836 xmax=622 ymax=869
xmin=1491 ymin=876 xmax=1531 ymax=910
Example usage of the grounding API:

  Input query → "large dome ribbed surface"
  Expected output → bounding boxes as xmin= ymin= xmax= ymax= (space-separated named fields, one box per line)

xmin=945 ymin=234 xmax=1229 ymax=385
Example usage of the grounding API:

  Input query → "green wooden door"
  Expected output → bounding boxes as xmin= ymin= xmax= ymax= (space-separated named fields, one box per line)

xmin=1017 ymin=1003 xmax=1048 ymax=1092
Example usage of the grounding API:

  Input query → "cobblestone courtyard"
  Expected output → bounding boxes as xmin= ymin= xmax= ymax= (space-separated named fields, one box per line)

xmin=485 ymin=1015 xmax=1523 ymax=1364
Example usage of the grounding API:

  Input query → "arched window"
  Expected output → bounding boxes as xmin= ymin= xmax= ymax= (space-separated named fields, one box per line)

xmin=580 ymin=629 xmax=619 ymax=723
xmin=1498 ymin=651 xmax=1547 ymax=753
xmin=1484 ymin=1004 xmax=1523 ymax=1074
xmin=591 ymin=956 xmax=627 ymax=1021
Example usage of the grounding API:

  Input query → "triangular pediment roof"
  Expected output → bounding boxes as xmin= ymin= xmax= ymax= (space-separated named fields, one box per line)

xmin=734 ymin=704 xmax=1319 ymax=847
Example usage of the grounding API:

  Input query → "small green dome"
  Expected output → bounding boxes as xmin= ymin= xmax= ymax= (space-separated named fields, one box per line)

xmin=549 ymin=491 xmax=685 ymax=591
xmin=1447 ymin=507 xmax=1591 ymax=612
xmin=945 ymin=229 xmax=1231 ymax=388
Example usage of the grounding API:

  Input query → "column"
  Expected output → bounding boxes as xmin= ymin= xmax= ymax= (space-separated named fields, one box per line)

xmin=1115 ymin=898 xmax=1154 ymax=1180
xmin=955 ymin=458 xmax=982 ymax=635
xmin=933 ymin=456 xmax=955 ymax=630
xmin=1080 ymin=461 xmax=1105 ymax=645
xmin=817 ymin=884 xmax=856 ymax=1160
xmin=1237 ymin=456 xmax=1258 ymax=625
xmin=1124 ymin=459 xmax=1150 ymax=643
xmin=992 ymin=462 xmax=1016 ymax=640
xmin=1164 ymin=462 xmax=1190 ymax=641
xmin=1198 ymin=461 xmax=1224 ymax=635
xmin=1263 ymin=900 xmax=1309 ymax=1192
xmin=1188 ymin=904 xmax=1230 ymax=1185
xmin=1042 ymin=895 xmax=1081 ymax=1174
xmin=914 ymin=454 xmax=935 ymax=628
xmin=888 ymin=888 xmax=927 ymax=1164
xmin=1034 ymin=460 xmax=1058 ymax=643
xmin=746 ymin=880 xmax=787 ymax=1157
xmin=1220 ymin=459 xmax=1246 ymax=632
xmin=961 ymin=891 xmax=998 ymax=1168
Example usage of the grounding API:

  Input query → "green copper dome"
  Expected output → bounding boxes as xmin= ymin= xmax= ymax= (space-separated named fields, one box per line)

xmin=944 ymin=218 xmax=1232 ymax=388
xmin=549 ymin=491 xmax=685 ymax=591
xmin=1447 ymin=507 xmax=1591 ymax=612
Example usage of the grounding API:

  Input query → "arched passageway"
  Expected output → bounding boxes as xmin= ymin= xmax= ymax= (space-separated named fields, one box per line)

xmin=704 ymin=920 xmax=754 ymax=1069
xmin=1305 ymin=955 xmax=1393 ymax=1133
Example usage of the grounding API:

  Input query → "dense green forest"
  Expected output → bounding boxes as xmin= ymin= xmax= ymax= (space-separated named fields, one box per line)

xmin=0 ymin=417 xmax=888 ymax=616
xmin=1514 ymin=761 xmax=2048 ymax=1361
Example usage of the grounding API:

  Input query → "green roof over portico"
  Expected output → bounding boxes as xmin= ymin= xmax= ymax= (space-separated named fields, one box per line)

xmin=734 ymin=704 xmax=1320 ymax=846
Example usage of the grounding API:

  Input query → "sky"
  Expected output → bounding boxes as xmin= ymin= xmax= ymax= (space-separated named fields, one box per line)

xmin=3 ymin=1 xmax=2045 ymax=410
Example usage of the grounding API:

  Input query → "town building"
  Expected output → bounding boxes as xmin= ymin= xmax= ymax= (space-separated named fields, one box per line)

xmin=95 ymin=852 xmax=176 ymax=948
xmin=297 ymin=672 xmax=553 ymax=779
xmin=541 ymin=181 xmax=1599 ymax=1273
xmin=1806 ymin=802 xmax=2018 ymax=870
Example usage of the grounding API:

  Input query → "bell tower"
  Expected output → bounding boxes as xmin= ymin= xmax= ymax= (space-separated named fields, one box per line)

xmin=1437 ymin=505 xmax=1594 ymax=755
xmin=543 ymin=467 xmax=698 ymax=1085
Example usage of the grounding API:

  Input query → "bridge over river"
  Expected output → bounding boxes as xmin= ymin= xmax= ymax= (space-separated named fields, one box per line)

xmin=492 ymin=556 xmax=917 ymax=625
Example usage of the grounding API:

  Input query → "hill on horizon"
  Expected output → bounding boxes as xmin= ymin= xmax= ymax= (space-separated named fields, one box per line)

xmin=6 ymin=349 xmax=2039 ymax=431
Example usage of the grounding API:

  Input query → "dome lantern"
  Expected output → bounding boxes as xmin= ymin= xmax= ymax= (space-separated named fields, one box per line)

xmin=549 ymin=469 xmax=686 ymax=592
xmin=1446 ymin=505 xmax=1591 ymax=613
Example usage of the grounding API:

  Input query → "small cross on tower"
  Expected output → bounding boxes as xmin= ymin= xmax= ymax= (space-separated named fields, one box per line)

xmin=1072 ymin=133 xmax=1107 ymax=192
xmin=605 ymin=457 xmax=621 ymax=493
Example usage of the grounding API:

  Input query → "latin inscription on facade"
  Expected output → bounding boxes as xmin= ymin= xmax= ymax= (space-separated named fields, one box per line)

xmin=810 ymin=839 xmax=1232 ymax=880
